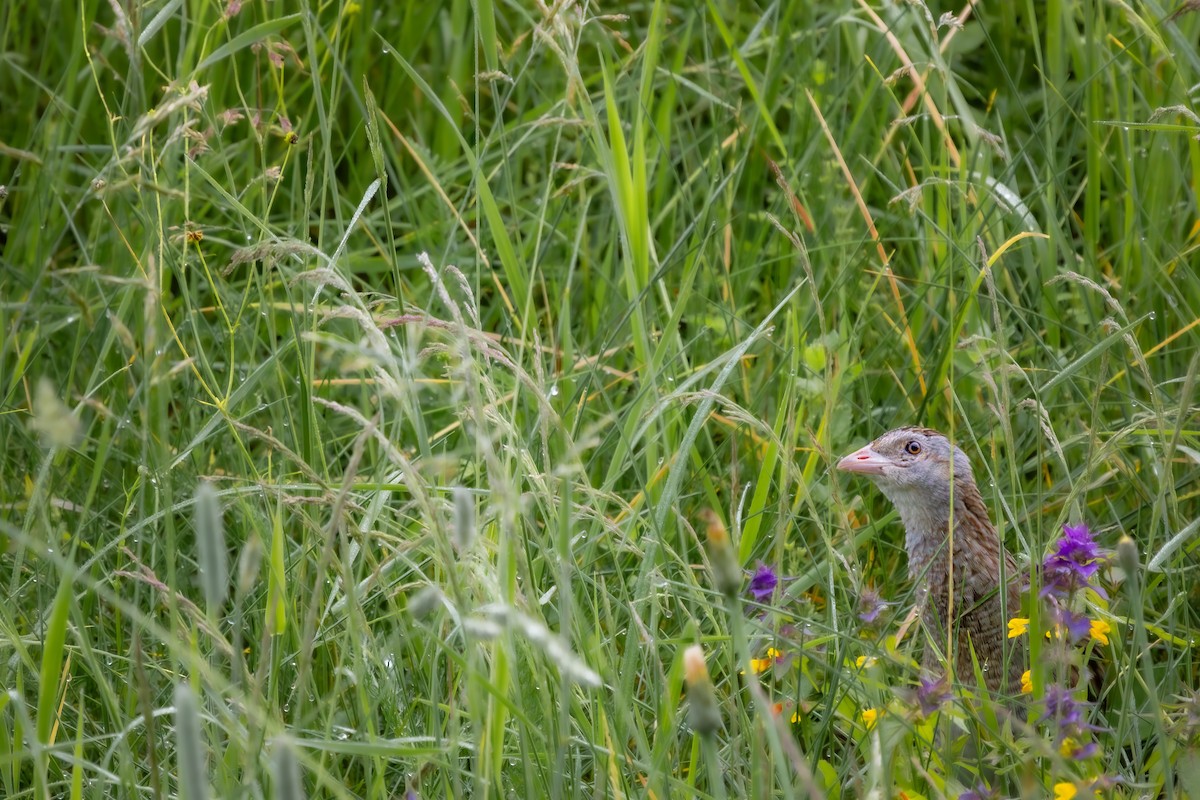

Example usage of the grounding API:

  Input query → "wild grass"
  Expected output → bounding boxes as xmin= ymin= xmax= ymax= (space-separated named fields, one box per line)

xmin=1 ymin=0 xmax=1199 ymax=797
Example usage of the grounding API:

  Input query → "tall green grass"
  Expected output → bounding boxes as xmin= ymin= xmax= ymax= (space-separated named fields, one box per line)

xmin=1 ymin=0 xmax=1198 ymax=797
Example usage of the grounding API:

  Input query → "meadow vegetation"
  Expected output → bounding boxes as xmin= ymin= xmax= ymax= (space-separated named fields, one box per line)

xmin=1 ymin=0 xmax=1199 ymax=797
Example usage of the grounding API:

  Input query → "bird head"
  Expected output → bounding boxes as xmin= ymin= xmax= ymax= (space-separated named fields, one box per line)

xmin=836 ymin=427 xmax=977 ymax=519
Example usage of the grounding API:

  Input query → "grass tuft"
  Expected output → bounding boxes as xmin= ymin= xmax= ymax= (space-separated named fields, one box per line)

xmin=1 ymin=0 xmax=1198 ymax=797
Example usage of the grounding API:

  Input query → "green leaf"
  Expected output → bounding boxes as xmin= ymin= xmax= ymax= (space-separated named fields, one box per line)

xmin=268 ymin=505 xmax=287 ymax=636
xmin=36 ymin=568 xmax=72 ymax=745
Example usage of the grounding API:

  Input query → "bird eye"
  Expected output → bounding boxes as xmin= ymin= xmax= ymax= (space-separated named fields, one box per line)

xmin=904 ymin=441 xmax=921 ymax=455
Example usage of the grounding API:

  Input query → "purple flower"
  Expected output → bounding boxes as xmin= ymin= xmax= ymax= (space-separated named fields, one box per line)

xmin=1049 ymin=603 xmax=1093 ymax=643
xmin=857 ymin=586 xmax=890 ymax=624
xmin=958 ymin=784 xmax=998 ymax=800
xmin=1061 ymin=737 xmax=1099 ymax=760
xmin=1041 ymin=681 xmax=1104 ymax=743
xmin=1040 ymin=685 xmax=1085 ymax=728
xmin=747 ymin=562 xmax=779 ymax=602
xmin=916 ymin=675 xmax=952 ymax=717
xmin=1042 ymin=523 xmax=1106 ymax=600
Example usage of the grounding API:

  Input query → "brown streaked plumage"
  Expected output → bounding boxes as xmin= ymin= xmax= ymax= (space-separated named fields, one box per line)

xmin=837 ymin=427 xmax=1024 ymax=695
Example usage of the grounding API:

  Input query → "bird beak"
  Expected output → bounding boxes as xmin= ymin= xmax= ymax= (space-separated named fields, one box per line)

xmin=836 ymin=444 xmax=891 ymax=475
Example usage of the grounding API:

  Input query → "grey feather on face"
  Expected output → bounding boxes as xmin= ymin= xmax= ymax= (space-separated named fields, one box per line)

xmin=837 ymin=427 xmax=975 ymax=530
xmin=867 ymin=428 xmax=969 ymax=493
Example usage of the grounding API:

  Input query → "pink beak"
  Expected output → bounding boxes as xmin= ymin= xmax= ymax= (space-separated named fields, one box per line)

xmin=836 ymin=444 xmax=891 ymax=475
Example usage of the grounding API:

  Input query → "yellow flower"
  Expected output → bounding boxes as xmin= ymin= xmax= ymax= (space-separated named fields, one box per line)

xmin=1060 ymin=736 xmax=1078 ymax=757
xmin=854 ymin=655 xmax=877 ymax=669
xmin=1020 ymin=670 xmax=1032 ymax=694
xmin=1090 ymin=619 xmax=1111 ymax=645
xmin=1007 ymin=617 xmax=1030 ymax=638
xmin=746 ymin=647 xmax=784 ymax=674
xmin=861 ymin=708 xmax=881 ymax=729
xmin=1053 ymin=782 xmax=1077 ymax=800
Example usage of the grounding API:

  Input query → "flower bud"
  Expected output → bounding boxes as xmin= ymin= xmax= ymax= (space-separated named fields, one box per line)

xmin=1116 ymin=535 xmax=1139 ymax=576
xmin=408 ymin=584 xmax=444 ymax=619
xmin=700 ymin=509 xmax=741 ymax=598
xmin=682 ymin=644 xmax=721 ymax=735
xmin=451 ymin=486 xmax=476 ymax=551
xmin=683 ymin=644 xmax=709 ymax=686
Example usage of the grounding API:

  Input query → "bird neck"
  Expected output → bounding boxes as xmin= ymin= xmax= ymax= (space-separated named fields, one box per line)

xmin=883 ymin=479 xmax=999 ymax=580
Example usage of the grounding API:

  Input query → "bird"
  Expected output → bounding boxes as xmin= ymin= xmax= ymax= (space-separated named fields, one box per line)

xmin=836 ymin=427 xmax=1024 ymax=696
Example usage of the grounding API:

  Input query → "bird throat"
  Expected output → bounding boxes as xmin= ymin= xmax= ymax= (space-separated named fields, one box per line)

xmin=881 ymin=481 xmax=996 ymax=583
xmin=899 ymin=506 xmax=955 ymax=581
